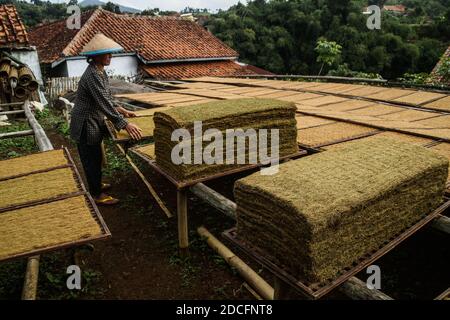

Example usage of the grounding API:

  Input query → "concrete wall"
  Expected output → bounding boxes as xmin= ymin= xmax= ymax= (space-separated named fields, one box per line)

xmin=11 ymin=49 xmax=44 ymax=85
xmin=64 ymin=55 xmax=139 ymax=78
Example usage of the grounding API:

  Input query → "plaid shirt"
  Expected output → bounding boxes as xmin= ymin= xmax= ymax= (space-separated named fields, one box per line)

xmin=70 ymin=64 xmax=128 ymax=145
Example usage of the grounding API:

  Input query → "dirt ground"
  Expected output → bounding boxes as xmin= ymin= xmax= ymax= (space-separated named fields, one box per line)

xmin=0 ymin=117 xmax=449 ymax=300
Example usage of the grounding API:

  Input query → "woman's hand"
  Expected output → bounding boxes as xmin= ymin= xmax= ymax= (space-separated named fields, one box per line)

xmin=116 ymin=106 xmax=137 ymax=118
xmin=124 ymin=110 xmax=137 ymax=118
xmin=125 ymin=123 xmax=143 ymax=140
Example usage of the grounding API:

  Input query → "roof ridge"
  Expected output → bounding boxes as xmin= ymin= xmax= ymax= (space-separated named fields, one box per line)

xmin=62 ymin=9 xmax=101 ymax=57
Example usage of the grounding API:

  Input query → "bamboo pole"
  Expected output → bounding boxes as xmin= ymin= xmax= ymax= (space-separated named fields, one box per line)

xmin=0 ymin=130 xmax=34 ymax=139
xmin=339 ymin=277 xmax=393 ymax=300
xmin=23 ymin=101 xmax=53 ymax=152
xmin=178 ymin=190 xmax=189 ymax=250
xmin=116 ymin=144 xmax=173 ymax=218
xmin=0 ymin=110 xmax=25 ymax=116
xmin=431 ymin=215 xmax=450 ymax=234
xmin=190 ymin=183 xmax=236 ymax=220
xmin=198 ymin=226 xmax=274 ymax=300
xmin=21 ymin=100 xmax=54 ymax=300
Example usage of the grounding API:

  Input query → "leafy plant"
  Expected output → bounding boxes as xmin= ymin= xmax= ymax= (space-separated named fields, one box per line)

xmin=315 ymin=39 xmax=342 ymax=76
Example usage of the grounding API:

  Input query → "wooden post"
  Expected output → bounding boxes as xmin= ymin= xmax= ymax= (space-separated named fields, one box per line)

xmin=177 ymin=189 xmax=189 ymax=250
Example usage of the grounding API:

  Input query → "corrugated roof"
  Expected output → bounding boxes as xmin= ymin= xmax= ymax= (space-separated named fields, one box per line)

xmin=28 ymin=8 xmax=238 ymax=64
xmin=0 ymin=5 xmax=29 ymax=48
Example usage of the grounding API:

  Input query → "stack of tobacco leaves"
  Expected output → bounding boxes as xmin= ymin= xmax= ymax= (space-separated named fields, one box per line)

xmin=234 ymin=137 xmax=449 ymax=284
xmin=153 ymin=99 xmax=298 ymax=181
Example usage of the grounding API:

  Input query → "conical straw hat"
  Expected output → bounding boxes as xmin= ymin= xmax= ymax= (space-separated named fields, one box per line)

xmin=81 ymin=33 xmax=123 ymax=56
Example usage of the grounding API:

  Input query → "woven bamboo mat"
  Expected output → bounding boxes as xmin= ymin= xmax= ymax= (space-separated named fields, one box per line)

xmin=0 ymin=148 xmax=110 ymax=261
xmin=0 ymin=195 xmax=107 ymax=262
xmin=415 ymin=115 xmax=450 ymax=128
xmin=423 ymin=96 xmax=450 ymax=112
xmin=367 ymin=88 xmax=416 ymax=100
xmin=170 ymin=99 xmax=218 ymax=107
xmin=320 ymin=99 xmax=375 ymax=112
xmin=135 ymin=106 xmax=172 ymax=117
xmin=0 ymin=168 xmax=79 ymax=210
xmin=394 ymin=91 xmax=447 ymax=105
xmin=276 ymin=93 xmax=323 ymax=102
xmin=342 ymin=86 xmax=387 ymax=97
xmin=296 ymin=115 xmax=336 ymax=129
xmin=348 ymin=104 xmax=402 ymax=116
xmin=107 ymin=116 xmax=155 ymax=142
xmin=375 ymin=132 xmax=434 ymax=146
xmin=300 ymin=96 xmax=349 ymax=107
xmin=379 ymin=110 xmax=439 ymax=122
xmin=0 ymin=149 xmax=68 ymax=181
xmin=297 ymin=122 xmax=378 ymax=147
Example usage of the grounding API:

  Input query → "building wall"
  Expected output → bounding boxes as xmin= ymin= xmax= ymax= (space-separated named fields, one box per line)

xmin=64 ymin=55 xmax=139 ymax=78
xmin=11 ymin=49 xmax=44 ymax=85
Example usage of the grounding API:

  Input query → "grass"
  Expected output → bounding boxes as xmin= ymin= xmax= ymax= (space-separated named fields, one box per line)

xmin=35 ymin=109 xmax=70 ymax=138
xmin=103 ymin=141 xmax=131 ymax=178
xmin=0 ymin=121 xmax=37 ymax=159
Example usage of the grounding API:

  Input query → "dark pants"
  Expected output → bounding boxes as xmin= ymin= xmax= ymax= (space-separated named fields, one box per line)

xmin=77 ymin=130 xmax=103 ymax=198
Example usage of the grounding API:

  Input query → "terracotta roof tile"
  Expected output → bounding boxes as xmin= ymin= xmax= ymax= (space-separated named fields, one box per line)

xmin=142 ymin=60 xmax=270 ymax=80
xmin=0 ymin=5 xmax=29 ymax=47
xmin=28 ymin=10 xmax=95 ymax=64
xmin=29 ymin=9 xmax=237 ymax=64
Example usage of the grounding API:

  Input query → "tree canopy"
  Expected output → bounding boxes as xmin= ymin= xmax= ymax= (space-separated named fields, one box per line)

xmin=207 ymin=0 xmax=450 ymax=79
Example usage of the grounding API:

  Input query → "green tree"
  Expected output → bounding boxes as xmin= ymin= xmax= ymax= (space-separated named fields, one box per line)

xmin=315 ymin=39 xmax=342 ymax=75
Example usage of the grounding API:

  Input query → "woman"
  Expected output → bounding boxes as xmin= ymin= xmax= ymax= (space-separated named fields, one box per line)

xmin=70 ymin=33 xmax=142 ymax=205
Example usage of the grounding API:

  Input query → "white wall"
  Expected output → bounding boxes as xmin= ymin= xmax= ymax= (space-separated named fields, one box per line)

xmin=65 ymin=55 xmax=139 ymax=78
xmin=11 ymin=49 xmax=44 ymax=85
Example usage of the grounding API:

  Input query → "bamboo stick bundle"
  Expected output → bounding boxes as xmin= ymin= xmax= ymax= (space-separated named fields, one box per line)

xmin=0 ymin=62 xmax=10 ymax=79
xmin=14 ymin=86 xmax=29 ymax=100
xmin=18 ymin=67 xmax=33 ymax=87
xmin=8 ymin=66 xmax=18 ymax=82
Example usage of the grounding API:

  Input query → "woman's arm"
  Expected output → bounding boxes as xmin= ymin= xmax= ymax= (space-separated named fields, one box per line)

xmin=116 ymin=106 xmax=137 ymax=118
xmin=86 ymin=72 xmax=128 ymax=130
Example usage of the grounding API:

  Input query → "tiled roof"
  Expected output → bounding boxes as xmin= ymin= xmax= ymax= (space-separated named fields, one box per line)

xmin=28 ymin=10 xmax=94 ymax=64
xmin=383 ymin=5 xmax=407 ymax=12
xmin=29 ymin=8 xmax=238 ymax=64
xmin=0 ymin=5 xmax=29 ymax=47
xmin=142 ymin=60 xmax=270 ymax=80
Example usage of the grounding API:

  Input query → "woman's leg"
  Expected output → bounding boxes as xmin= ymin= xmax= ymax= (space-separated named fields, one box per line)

xmin=77 ymin=142 xmax=102 ymax=198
